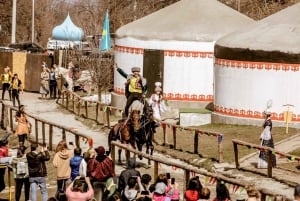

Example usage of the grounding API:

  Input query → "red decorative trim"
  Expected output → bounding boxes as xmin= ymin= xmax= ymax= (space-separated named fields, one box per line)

xmin=114 ymin=88 xmax=213 ymax=101
xmin=215 ymin=58 xmax=300 ymax=72
xmin=214 ymin=104 xmax=300 ymax=122
xmin=165 ymin=50 xmax=213 ymax=58
xmin=115 ymin=45 xmax=144 ymax=55
xmin=115 ymin=45 xmax=214 ymax=58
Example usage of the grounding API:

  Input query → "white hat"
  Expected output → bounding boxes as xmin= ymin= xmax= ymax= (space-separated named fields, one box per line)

xmin=154 ymin=182 xmax=166 ymax=194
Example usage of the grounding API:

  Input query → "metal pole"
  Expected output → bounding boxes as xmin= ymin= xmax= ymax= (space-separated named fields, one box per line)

xmin=32 ymin=0 xmax=35 ymax=42
xmin=11 ymin=0 xmax=17 ymax=43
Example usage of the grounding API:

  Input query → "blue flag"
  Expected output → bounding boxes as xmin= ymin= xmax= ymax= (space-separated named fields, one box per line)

xmin=100 ymin=10 xmax=111 ymax=51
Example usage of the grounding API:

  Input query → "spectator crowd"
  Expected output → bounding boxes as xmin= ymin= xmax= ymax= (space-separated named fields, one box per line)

xmin=0 ymin=137 xmax=299 ymax=201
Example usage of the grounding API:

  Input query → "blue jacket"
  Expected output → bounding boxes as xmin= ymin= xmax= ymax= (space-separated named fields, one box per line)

xmin=70 ymin=155 xmax=83 ymax=180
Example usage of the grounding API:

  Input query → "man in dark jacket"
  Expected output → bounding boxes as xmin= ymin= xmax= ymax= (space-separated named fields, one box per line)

xmin=118 ymin=157 xmax=141 ymax=193
xmin=26 ymin=143 xmax=50 ymax=201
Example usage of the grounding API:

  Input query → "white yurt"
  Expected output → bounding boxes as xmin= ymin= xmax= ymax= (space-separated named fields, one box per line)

xmin=213 ymin=3 xmax=300 ymax=127
xmin=112 ymin=0 xmax=254 ymax=110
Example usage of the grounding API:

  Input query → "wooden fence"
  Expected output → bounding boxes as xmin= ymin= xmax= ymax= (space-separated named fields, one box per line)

xmin=232 ymin=139 xmax=300 ymax=178
xmin=58 ymin=90 xmax=223 ymax=162
xmin=0 ymin=101 xmax=90 ymax=150
xmin=111 ymin=141 xmax=293 ymax=201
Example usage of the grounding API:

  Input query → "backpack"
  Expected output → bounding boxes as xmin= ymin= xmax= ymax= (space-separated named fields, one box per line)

xmin=16 ymin=161 xmax=27 ymax=175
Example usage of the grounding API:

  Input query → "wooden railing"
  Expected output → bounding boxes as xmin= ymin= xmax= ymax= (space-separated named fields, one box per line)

xmin=58 ymin=90 xmax=223 ymax=162
xmin=111 ymin=141 xmax=293 ymax=201
xmin=232 ymin=139 xmax=300 ymax=178
xmin=0 ymin=101 xmax=90 ymax=150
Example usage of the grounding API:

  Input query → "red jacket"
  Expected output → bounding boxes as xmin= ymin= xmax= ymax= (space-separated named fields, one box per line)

xmin=185 ymin=190 xmax=199 ymax=201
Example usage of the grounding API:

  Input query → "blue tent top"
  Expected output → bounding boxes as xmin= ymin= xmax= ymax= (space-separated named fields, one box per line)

xmin=52 ymin=14 xmax=84 ymax=41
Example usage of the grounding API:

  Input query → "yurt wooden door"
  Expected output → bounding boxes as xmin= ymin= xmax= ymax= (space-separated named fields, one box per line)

xmin=143 ymin=49 xmax=164 ymax=97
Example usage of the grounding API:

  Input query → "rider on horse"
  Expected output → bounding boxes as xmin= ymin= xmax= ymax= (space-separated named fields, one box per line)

xmin=115 ymin=64 xmax=147 ymax=118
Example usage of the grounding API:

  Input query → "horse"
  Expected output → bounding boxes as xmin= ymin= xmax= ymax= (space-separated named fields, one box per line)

xmin=107 ymin=118 xmax=137 ymax=164
xmin=58 ymin=66 xmax=94 ymax=94
xmin=107 ymin=99 xmax=155 ymax=165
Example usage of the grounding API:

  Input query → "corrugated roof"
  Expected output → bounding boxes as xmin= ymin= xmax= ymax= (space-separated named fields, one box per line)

xmin=216 ymin=2 xmax=300 ymax=53
xmin=116 ymin=0 xmax=254 ymax=42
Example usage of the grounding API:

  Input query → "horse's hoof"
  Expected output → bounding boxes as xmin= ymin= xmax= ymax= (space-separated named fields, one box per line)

xmin=138 ymin=155 xmax=143 ymax=160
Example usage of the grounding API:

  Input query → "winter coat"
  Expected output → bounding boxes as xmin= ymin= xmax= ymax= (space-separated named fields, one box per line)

xmin=70 ymin=155 xmax=83 ymax=181
xmin=53 ymin=149 xmax=72 ymax=180
xmin=87 ymin=155 xmax=115 ymax=181
xmin=26 ymin=150 xmax=50 ymax=177
xmin=118 ymin=158 xmax=141 ymax=193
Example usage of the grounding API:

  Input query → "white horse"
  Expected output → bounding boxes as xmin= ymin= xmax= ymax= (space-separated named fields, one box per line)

xmin=58 ymin=66 xmax=94 ymax=95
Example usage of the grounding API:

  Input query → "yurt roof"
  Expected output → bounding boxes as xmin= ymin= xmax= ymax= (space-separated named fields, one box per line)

xmin=216 ymin=2 xmax=300 ymax=54
xmin=116 ymin=0 xmax=254 ymax=42
xmin=52 ymin=14 xmax=84 ymax=41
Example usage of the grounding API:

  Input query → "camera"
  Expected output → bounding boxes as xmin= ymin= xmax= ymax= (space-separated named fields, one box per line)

xmin=171 ymin=178 xmax=175 ymax=184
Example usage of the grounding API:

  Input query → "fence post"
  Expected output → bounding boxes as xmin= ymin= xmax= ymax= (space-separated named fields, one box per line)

xmin=267 ymin=150 xmax=272 ymax=178
xmin=10 ymin=108 xmax=13 ymax=132
xmin=35 ymin=119 xmax=38 ymax=143
xmin=72 ymin=94 xmax=75 ymax=113
xmin=42 ymin=122 xmax=45 ymax=145
xmin=233 ymin=142 xmax=239 ymax=169
xmin=85 ymin=101 xmax=88 ymax=118
xmin=163 ymin=124 xmax=167 ymax=145
xmin=75 ymin=135 xmax=80 ymax=148
xmin=194 ymin=131 xmax=198 ymax=154
xmin=77 ymin=102 xmax=80 ymax=116
xmin=106 ymin=108 xmax=110 ymax=128
xmin=154 ymin=161 xmax=158 ymax=181
xmin=96 ymin=103 xmax=99 ymax=123
xmin=49 ymin=125 xmax=53 ymax=151
xmin=184 ymin=170 xmax=190 ymax=194
xmin=66 ymin=92 xmax=69 ymax=109
xmin=218 ymin=136 xmax=223 ymax=163
xmin=172 ymin=126 xmax=176 ymax=149
xmin=62 ymin=129 xmax=66 ymax=140
xmin=0 ymin=102 xmax=4 ymax=129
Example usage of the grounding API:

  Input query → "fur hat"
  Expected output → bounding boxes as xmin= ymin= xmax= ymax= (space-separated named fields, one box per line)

xmin=131 ymin=67 xmax=140 ymax=72
xmin=155 ymin=82 xmax=162 ymax=87
xmin=95 ymin=146 xmax=105 ymax=155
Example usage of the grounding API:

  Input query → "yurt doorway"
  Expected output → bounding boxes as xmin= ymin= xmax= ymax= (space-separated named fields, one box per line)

xmin=143 ymin=49 xmax=164 ymax=97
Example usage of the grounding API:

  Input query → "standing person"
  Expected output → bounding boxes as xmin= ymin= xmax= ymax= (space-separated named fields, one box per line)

xmin=87 ymin=146 xmax=115 ymax=182
xmin=118 ymin=157 xmax=141 ymax=193
xmin=49 ymin=67 xmax=57 ymax=99
xmin=148 ymin=82 xmax=167 ymax=122
xmin=15 ymin=105 xmax=31 ymax=147
xmin=70 ymin=147 xmax=83 ymax=181
xmin=26 ymin=143 xmax=50 ymax=201
xmin=115 ymin=64 xmax=147 ymax=117
xmin=1 ymin=66 xmax=12 ymax=100
xmin=184 ymin=177 xmax=203 ymax=201
xmin=258 ymin=111 xmax=276 ymax=168
xmin=53 ymin=64 xmax=62 ymax=98
xmin=212 ymin=180 xmax=231 ymax=201
xmin=0 ymin=137 xmax=13 ymax=165
xmin=40 ymin=66 xmax=50 ymax=99
xmin=65 ymin=176 xmax=94 ymax=201
xmin=11 ymin=146 xmax=30 ymax=201
xmin=53 ymin=140 xmax=72 ymax=200
xmin=245 ymin=184 xmax=260 ymax=201
xmin=10 ymin=73 xmax=23 ymax=107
